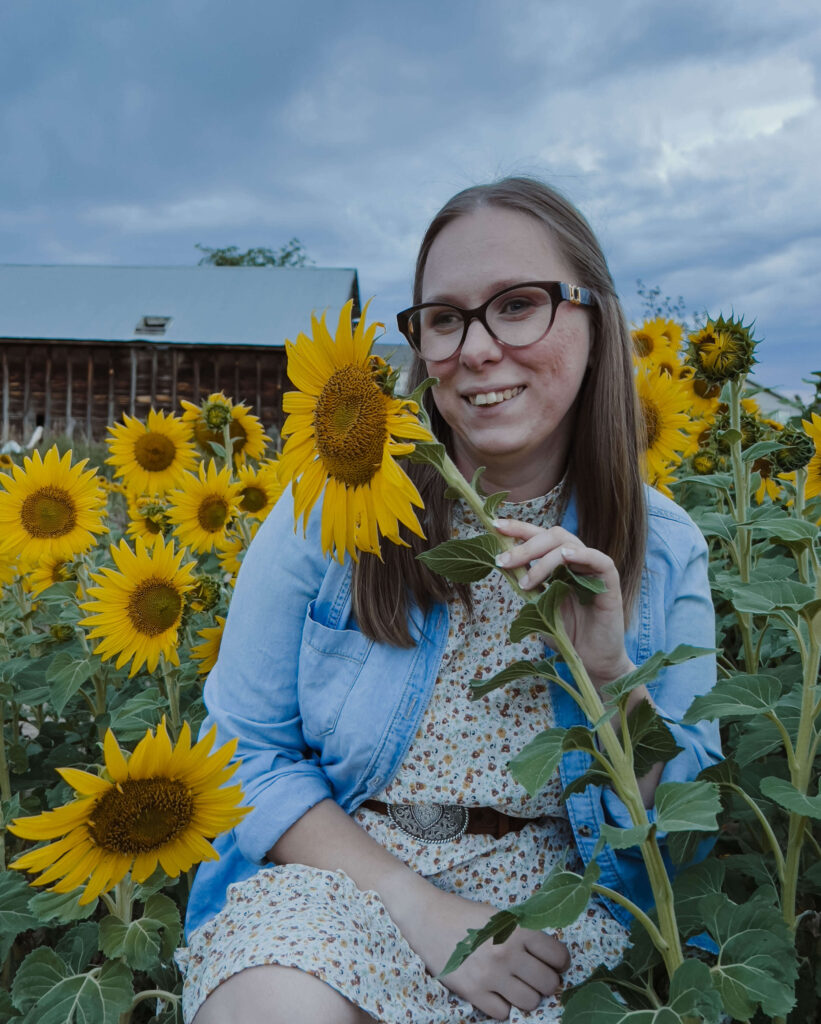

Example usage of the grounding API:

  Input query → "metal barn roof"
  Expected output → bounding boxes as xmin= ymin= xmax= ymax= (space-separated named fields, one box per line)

xmin=0 ymin=264 xmax=360 ymax=347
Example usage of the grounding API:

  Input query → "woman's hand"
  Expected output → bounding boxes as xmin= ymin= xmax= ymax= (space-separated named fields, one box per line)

xmin=493 ymin=520 xmax=635 ymax=691
xmin=400 ymin=883 xmax=570 ymax=1020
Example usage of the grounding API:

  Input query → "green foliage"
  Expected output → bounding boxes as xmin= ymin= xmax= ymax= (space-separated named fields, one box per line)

xmin=194 ymin=238 xmax=313 ymax=267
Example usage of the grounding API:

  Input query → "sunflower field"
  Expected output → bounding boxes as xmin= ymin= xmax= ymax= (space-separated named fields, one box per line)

xmin=0 ymin=305 xmax=819 ymax=1024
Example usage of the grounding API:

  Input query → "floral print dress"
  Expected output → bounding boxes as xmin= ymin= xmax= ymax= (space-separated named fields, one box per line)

xmin=177 ymin=487 xmax=629 ymax=1023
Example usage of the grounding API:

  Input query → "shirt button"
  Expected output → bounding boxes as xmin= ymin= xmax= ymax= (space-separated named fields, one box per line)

xmin=578 ymin=824 xmax=592 ymax=838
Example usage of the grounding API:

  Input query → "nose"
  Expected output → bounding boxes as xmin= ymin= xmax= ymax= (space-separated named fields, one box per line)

xmin=459 ymin=315 xmax=503 ymax=369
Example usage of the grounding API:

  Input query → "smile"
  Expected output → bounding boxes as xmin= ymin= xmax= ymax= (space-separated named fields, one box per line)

xmin=466 ymin=386 xmax=524 ymax=407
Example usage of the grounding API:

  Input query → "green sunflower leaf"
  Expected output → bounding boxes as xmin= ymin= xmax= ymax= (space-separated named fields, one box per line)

xmin=416 ymin=533 xmax=499 ymax=582
xmin=99 ymin=913 xmax=165 ymax=972
xmin=601 ymin=645 xmax=715 ymax=703
xmin=29 ymin=888 xmax=99 ymax=925
xmin=469 ymin=657 xmax=561 ymax=699
xmin=509 ymin=726 xmax=599 ymax=796
xmin=46 ymin=652 xmax=95 ymax=716
xmin=655 ymin=780 xmax=721 ymax=833
xmin=759 ymin=776 xmax=821 ymax=820
xmin=438 ymin=910 xmax=518 ymax=977
xmin=682 ymin=673 xmax=783 ymax=723
xmin=0 ymin=871 xmax=39 ymax=963
xmin=625 ymin=698 xmax=683 ymax=776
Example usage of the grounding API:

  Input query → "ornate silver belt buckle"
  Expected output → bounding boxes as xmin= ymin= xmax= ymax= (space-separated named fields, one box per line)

xmin=387 ymin=803 xmax=469 ymax=844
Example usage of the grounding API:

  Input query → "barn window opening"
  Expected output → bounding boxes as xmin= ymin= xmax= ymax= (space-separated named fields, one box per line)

xmin=135 ymin=316 xmax=172 ymax=336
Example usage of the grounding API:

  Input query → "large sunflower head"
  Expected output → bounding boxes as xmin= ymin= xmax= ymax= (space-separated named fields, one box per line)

xmin=796 ymin=413 xmax=821 ymax=500
xmin=635 ymin=367 xmax=699 ymax=482
xmin=236 ymin=459 xmax=284 ymax=520
xmin=773 ymin=424 xmax=816 ymax=473
xmin=24 ymin=554 xmax=72 ymax=599
xmin=166 ymin=460 xmax=242 ymax=554
xmin=107 ymin=409 xmax=198 ymax=496
xmin=9 ymin=720 xmax=250 ymax=905
xmin=278 ymin=300 xmax=433 ymax=563
xmin=0 ymin=445 xmax=107 ymax=564
xmin=181 ymin=393 xmax=270 ymax=464
xmin=80 ymin=534 xmax=196 ymax=677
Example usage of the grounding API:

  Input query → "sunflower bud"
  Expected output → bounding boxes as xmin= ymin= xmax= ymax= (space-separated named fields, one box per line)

xmin=186 ymin=576 xmax=222 ymax=614
xmin=773 ymin=427 xmax=816 ymax=472
xmin=687 ymin=315 xmax=757 ymax=384
xmin=49 ymin=623 xmax=76 ymax=642
xmin=692 ymin=450 xmax=719 ymax=475
xmin=202 ymin=393 xmax=234 ymax=430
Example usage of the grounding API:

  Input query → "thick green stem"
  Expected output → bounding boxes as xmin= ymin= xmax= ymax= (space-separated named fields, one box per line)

xmin=0 ymin=701 xmax=11 ymax=872
xmin=727 ymin=377 xmax=757 ymax=673
xmin=591 ymin=882 xmax=668 ymax=952
xmin=793 ymin=468 xmax=811 ymax=583
xmin=160 ymin=656 xmax=181 ymax=739
xmin=729 ymin=784 xmax=786 ymax=883
xmin=782 ymin=631 xmax=821 ymax=931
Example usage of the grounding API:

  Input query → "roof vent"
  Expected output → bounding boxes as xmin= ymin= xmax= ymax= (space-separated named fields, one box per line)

xmin=135 ymin=315 xmax=172 ymax=336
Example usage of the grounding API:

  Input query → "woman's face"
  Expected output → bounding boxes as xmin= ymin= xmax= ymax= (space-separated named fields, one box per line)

xmin=421 ymin=205 xmax=592 ymax=498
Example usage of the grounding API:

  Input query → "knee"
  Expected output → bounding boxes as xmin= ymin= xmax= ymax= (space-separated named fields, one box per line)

xmin=191 ymin=964 xmax=374 ymax=1024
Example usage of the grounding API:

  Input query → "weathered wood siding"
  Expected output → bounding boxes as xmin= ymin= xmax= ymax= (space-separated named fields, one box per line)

xmin=0 ymin=340 xmax=287 ymax=444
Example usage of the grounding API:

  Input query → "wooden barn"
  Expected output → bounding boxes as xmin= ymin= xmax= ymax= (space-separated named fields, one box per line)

xmin=0 ymin=264 xmax=362 ymax=444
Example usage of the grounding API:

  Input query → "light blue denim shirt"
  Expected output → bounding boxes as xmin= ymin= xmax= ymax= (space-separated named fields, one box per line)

xmin=185 ymin=485 xmax=720 ymax=937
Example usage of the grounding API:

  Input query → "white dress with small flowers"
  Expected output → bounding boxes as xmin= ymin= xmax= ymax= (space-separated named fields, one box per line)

xmin=178 ymin=487 xmax=629 ymax=1023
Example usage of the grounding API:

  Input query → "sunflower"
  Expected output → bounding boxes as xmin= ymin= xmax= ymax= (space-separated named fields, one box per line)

xmin=278 ymin=300 xmax=432 ymax=563
xmin=0 ymin=548 xmax=19 ymax=588
xmin=107 ymin=409 xmax=198 ymax=496
xmin=0 ymin=445 xmax=106 ymax=564
xmin=632 ymin=319 xmax=682 ymax=377
xmin=181 ymin=393 xmax=270 ymax=464
xmin=25 ymin=555 xmax=71 ymax=599
xmin=635 ymin=367 xmax=699 ymax=481
xmin=0 ymin=453 xmax=15 ymax=469
xmin=216 ymin=531 xmax=245 ymax=584
xmin=647 ymin=461 xmax=679 ymax=500
xmin=801 ymin=412 xmax=821 ymax=500
xmin=752 ymin=458 xmax=783 ymax=504
xmin=127 ymin=494 xmax=171 ymax=543
xmin=9 ymin=720 xmax=250 ymax=905
xmin=687 ymin=315 xmax=757 ymax=384
xmin=166 ymin=461 xmax=242 ymax=554
xmin=191 ymin=616 xmax=226 ymax=675
xmin=80 ymin=535 xmax=196 ymax=677
xmin=236 ymin=459 xmax=284 ymax=520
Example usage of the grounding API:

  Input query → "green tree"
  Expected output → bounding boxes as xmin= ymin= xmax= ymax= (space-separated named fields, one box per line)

xmin=195 ymin=238 xmax=314 ymax=267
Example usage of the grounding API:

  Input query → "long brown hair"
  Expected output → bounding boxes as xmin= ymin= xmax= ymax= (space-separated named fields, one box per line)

xmin=353 ymin=177 xmax=646 ymax=646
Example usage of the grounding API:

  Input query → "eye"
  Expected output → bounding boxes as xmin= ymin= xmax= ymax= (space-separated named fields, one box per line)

xmin=492 ymin=287 xmax=548 ymax=320
xmin=424 ymin=307 xmax=463 ymax=333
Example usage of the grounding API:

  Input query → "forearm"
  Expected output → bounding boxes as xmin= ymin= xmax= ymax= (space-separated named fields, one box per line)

xmin=268 ymin=798 xmax=439 ymax=960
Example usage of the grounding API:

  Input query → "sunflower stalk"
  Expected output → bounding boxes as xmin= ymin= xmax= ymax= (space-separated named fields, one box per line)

xmin=426 ymin=435 xmax=685 ymax=979
xmin=160 ymin=655 xmax=182 ymax=740
xmin=727 ymin=375 xmax=758 ymax=673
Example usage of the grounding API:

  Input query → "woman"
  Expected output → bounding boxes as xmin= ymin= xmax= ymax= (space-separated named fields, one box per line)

xmin=178 ymin=178 xmax=720 ymax=1023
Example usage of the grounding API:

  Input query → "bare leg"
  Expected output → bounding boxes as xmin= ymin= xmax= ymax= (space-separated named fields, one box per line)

xmin=191 ymin=964 xmax=376 ymax=1024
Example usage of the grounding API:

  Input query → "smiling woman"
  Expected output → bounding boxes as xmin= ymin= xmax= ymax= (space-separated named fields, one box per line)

xmin=179 ymin=177 xmax=719 ymax=1024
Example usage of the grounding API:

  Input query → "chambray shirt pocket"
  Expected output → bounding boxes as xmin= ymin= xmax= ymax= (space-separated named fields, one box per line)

xmin=297 ymin=600 xmax=372 ymax=738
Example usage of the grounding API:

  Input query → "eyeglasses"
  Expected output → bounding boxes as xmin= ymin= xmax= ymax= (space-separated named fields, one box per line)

xmin=396 ymin=281 xmax=595 ymax=362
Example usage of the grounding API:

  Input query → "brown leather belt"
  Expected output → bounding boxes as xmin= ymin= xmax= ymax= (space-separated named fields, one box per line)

xmin=360 ymin=799 xmax=537 ymax=842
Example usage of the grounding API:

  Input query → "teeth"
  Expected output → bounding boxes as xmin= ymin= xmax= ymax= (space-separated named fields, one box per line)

xmin=468 ymin=387 xmax=523 ymax=407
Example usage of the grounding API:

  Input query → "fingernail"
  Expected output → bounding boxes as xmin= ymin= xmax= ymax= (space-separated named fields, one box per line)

xmin=492 ymin=519 xmax=505 ymax=528
xmin=495 ymin=552 xmax=510 ymax=567
xmin=560 ymin=547 xmax=575 ymax=559
xmin=520 ymin=572 xmax=531 ymax=588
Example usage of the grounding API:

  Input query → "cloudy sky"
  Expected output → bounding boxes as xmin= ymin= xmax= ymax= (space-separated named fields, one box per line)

xmin=1 ymin=0 xmax=818 ymax=399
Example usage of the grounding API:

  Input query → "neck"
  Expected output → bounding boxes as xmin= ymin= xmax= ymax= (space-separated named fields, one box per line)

xmin=453 ymin=447 xmax=567 ymax=502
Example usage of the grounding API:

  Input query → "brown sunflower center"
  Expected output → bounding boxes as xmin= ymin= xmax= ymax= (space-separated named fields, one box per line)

xmin=633 ymin=331 xmax=653 ymax=357
xmin=195 ymin=418 xmax=248 ymax=454
xmin=197 ymin=496 xmax=229 ymax=532
xmin=134 ymin=432 xmax=177 ymax=472
xmin=89 ymin=777 xmax=194 ymax=854
xmin=21 ymin=487 xmax=77 ymax=538
xmin=240 ymin=485 xmax=267 ymax=513
xmin=127 ymin=578 xmax=183 ymax=636
xmin=143 ymin=517 xmax=162 ymax=534
xmin=313 ymin=365 xmax=388 ymax=486
xmin=640 ymin=397 xmax=660 ymax=449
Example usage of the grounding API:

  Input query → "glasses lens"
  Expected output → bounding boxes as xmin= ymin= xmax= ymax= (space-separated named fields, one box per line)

xmin=487 ymin=285 xmax=553 ymax=347
xmin=406 ymin=305 xmax=465 ymax=361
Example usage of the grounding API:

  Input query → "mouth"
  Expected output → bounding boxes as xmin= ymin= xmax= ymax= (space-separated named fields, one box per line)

xmin=464 ymin=386 xmax=525 ymax=408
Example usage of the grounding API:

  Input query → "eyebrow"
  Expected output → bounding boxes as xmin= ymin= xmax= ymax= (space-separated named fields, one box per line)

xmin=422 ymin=278 xmax=529 ymax=305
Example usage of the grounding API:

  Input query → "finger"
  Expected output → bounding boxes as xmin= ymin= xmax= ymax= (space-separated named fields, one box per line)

xmin=493 ymin=520 xmax=577 ymax=545
xmin=524 ymin=932 xmax=572 ymax=973
xmin=472 ymin=991 xmax=511 ymax=1021
xmin=497 ymin=976 xmax=545 ymax=1013
xmin=512 ymin=957 xmax=563 ymax=996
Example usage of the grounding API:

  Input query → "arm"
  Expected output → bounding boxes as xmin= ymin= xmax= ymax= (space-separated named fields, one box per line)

xmin=270 ymin=798 xmax=571 ymax=1019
